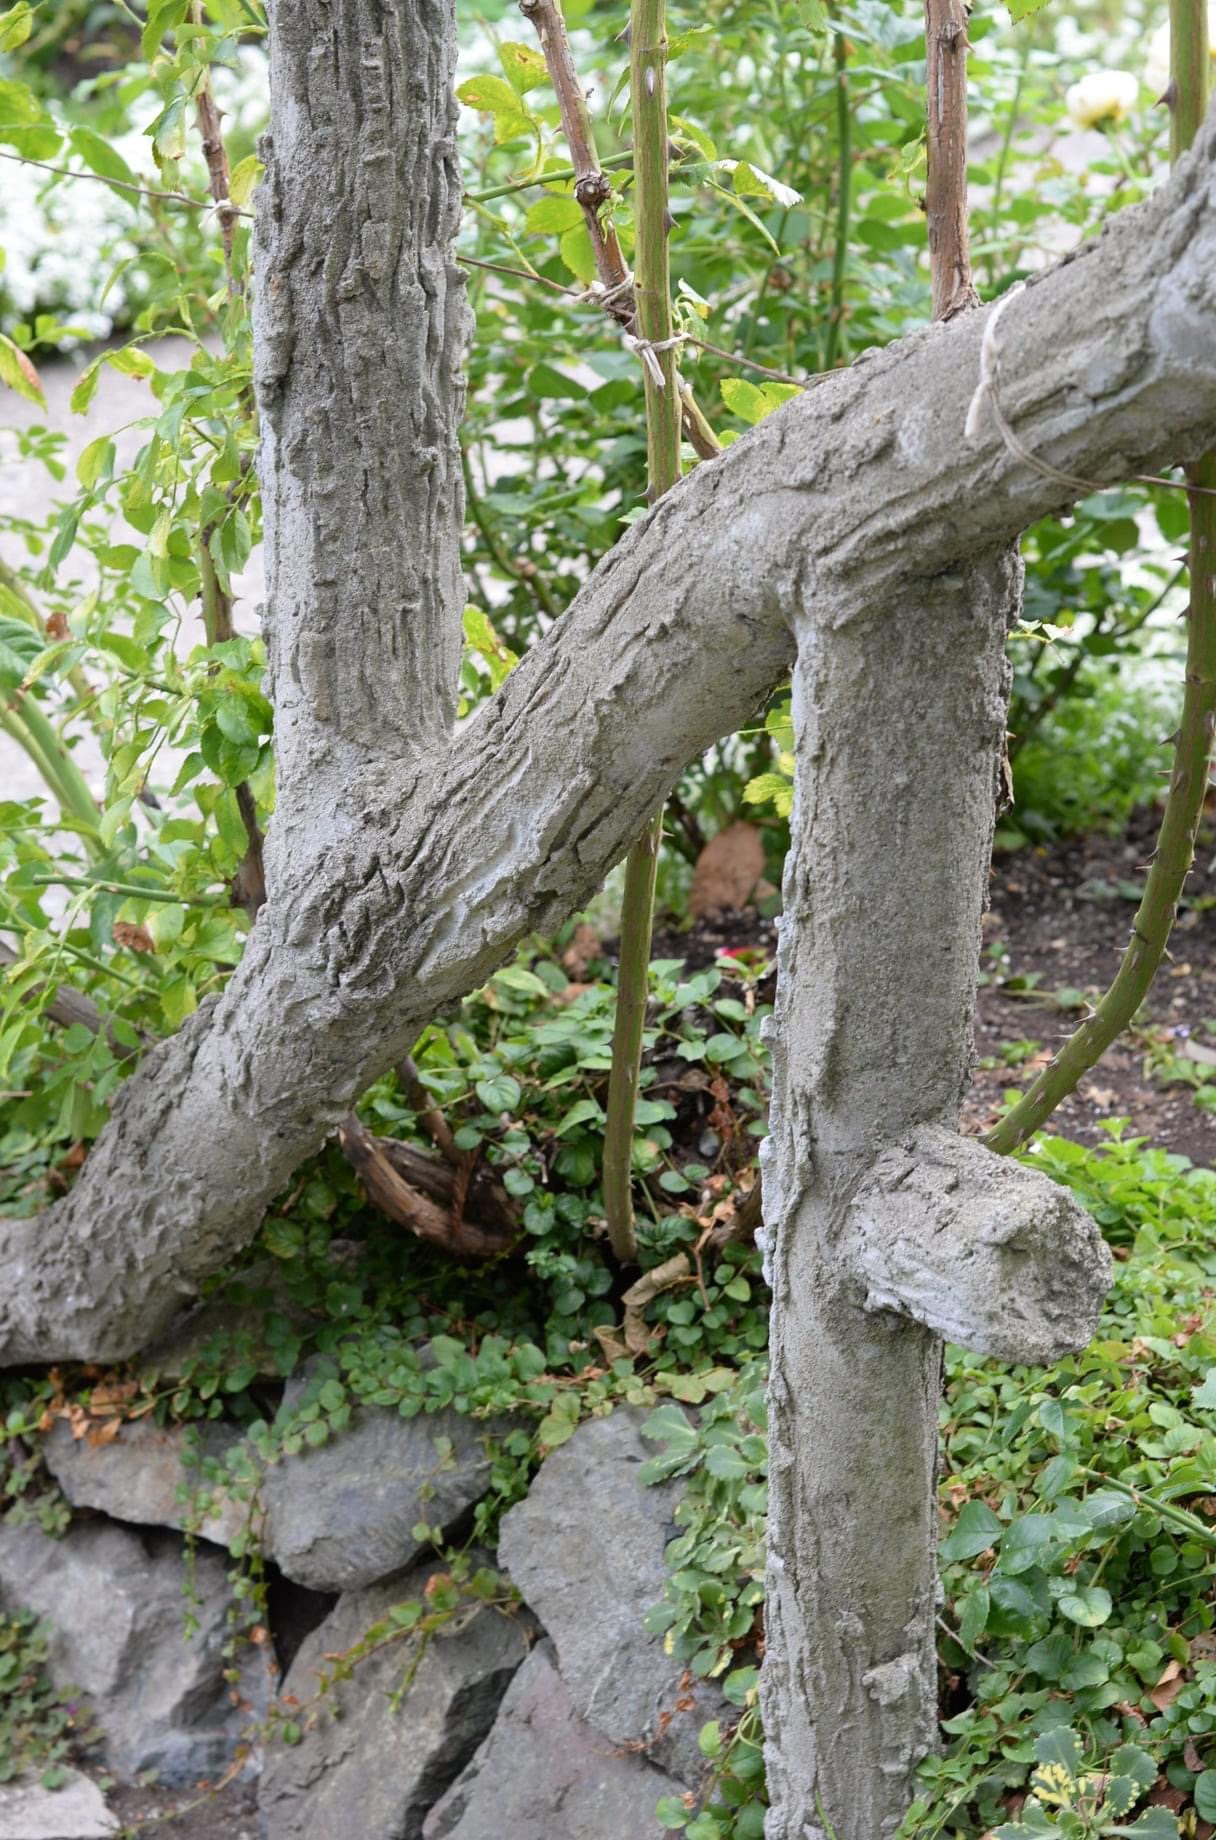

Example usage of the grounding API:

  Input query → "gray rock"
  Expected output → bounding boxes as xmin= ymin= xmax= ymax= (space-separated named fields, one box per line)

xmin=42 ymin=1418 xmax=258 ymax=1552
xmin=498 ymin=1408 xmax=719 ymax=1785
xmin=0 ymin=1518 xmax=276 ymax=1785
xmin=0 ymin=1772 xmax=118 ymax=1839
xmin=422 ymin=1644 xmax=680 ymax=1839
xmin=258 ymin=1561 xmax=528 ymax=1840
xmin=263 ymin=1376 xmax=504 ymax=1592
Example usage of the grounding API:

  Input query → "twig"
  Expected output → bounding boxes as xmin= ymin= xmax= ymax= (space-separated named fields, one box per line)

xmin=459 ymin=253 xmax=574 ymax=294
xmin=28 ymin=874 xmax=223 ymax=904
xmin=0 ymin=147 xmax=250 ymax=215
xmin=685 ymin=338 xmax=804 ymax=387
xmin=466 ymin=150 xmax=635 ymax=204
xmin=337 ymin=1115 xmax=516 ymax=1258
xmin=519 ymin=0 xmax=721 ymax=455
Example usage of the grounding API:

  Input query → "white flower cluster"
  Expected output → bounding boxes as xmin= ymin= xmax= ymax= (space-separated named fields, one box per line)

xmin=1 ymin=120 xmax=148 ymax=338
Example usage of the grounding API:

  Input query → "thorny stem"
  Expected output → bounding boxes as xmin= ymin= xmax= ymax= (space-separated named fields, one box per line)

xmin=519 ymin=0 xmax=721 ymax=453
xmin=923 ymin=0 xmax=980 ymax=321
xmin=823 ymin=33 xmax=852 ymax=369
xmin=519 ymin=0 xmax=633 ymax=315
xmin=986 ymin=2 xmax=1216 ymax=1155
xmin=601 ymin=0 xmax=684 ymax=1264
xmin=191 ymin=2 xmax=239 ymax=290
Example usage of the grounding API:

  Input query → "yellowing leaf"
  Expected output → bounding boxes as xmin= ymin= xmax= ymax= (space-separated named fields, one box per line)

xmin=228 ymin=153 xmax=263 ymax=206
xmin=0 ymin=333 xmax=44 ymax=406
xmin=0 ymin=3 xmax=33 ymax=52
xmin=499 ymin=40 xmax=547 ymax=94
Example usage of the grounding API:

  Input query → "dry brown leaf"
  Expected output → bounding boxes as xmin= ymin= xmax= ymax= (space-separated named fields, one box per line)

xmin=690 ymin=822 xmax=766 ymax=917
xmin=1149 ymin=1658 xmax=1184 ymax=1711
xmin=592 ymin=1323 xmax=629 ymax=1366
xmin=113 ymin=921 xmax=156 ymax=954
xmin=594 ymin=1254 xmax=693 ymax=1359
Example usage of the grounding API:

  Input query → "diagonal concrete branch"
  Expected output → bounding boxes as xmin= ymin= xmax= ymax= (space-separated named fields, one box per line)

xmin=2 ymin=101 xmax=1216 ymax=1365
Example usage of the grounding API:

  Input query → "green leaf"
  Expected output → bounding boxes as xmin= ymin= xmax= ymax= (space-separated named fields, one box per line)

xmin=70 ymin=355 xmax=105 ymax=414
xmin=524 ymin=193 xmax=585 ymax=235
xmin=559 ymin=222 xmax=596 ymax=285
xmin=1057 ymin=1584 xmax=1112 ymax=1627
xmin=0 ymin=74 xmax=42 ymax=130
xmin=958 ymin=1584 xmax=990 ymax=1652
xmin=457 ymin=74 xmax=525 ymax=116
xmin=1032 ymin=1725 xmax=1083 ymax=1777
xmin=70 ymin=125 xmax=135 ymax=187
xmin=1194 ymin=1770 xmax=1216 ymax=1821
xmin=939 ymin=1500 xmax=1003 ymax=1563
xmin=720 ymin=377 xmax=801 ymax=426
xmin=994 ymin=1802 xmax=1057 ymax=1838
xmin=554 ymin=1098 xmax=603 ymax=1136
xmin=475 ymin=1073 xmax=522 ymax=1113
xmin=161 ymin=975 xmax=198 ymax=1027
xmin=704 ymin=1444 xmax=748 ymax=1480
xmin=537 ymin=1411 xmax=577 ymax=1448
xmin=149 ymin=93 xmax=188 ymax=167
xmin=1104 ymin=1812 xmax=1181 ymax=1839
xmin=1109 ymin=1745 xmax=1157 ymax=1798
xmin=1006 ymin=0 xmax=1053 ymax=17
xmin=462 ymin=605 xmax=518 ymax=688
xmin=76 ymin=436 xmax=115 ymax=491
xmin=1190 ymin=1370 xmax=1216 ymax=1410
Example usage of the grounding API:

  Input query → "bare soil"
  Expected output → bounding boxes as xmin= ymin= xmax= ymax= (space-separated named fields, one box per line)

xmin=656 ymin=802 xmax=1216 ymax=1169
